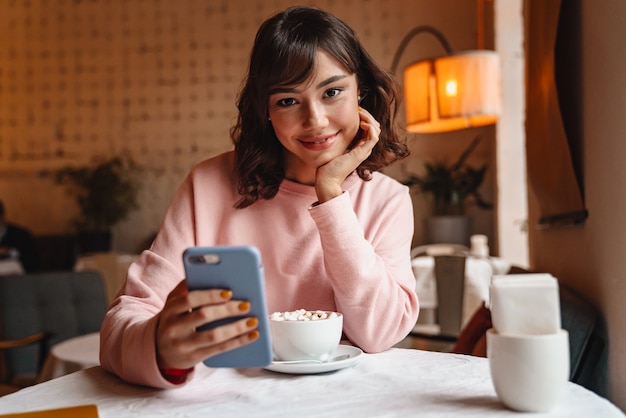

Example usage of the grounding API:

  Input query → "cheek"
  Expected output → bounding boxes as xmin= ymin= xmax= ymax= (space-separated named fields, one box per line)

xmin=268 ymin=116 xmax=293 ymax=142
xmin=335 ymin=106 xmax=360 ymax=139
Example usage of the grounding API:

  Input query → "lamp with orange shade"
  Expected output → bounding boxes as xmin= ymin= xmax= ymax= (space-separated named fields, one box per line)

xmin=391 ymin=25 xmax=501 ymax=134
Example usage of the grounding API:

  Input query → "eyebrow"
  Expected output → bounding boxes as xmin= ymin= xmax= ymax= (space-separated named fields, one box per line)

xmin=269 ymin=74 xmax=349 ymax=95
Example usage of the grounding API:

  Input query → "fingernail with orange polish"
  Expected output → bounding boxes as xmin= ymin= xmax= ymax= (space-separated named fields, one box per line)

xmin=246 ymin=317 xmax=258 ymax=327
xmin=238 ymin=301 xmax=250 ymax=312
xmin=221 ymin=290 xmax=233 ymax=300
xmin=248 ymin=330 xmax=259 ymax=340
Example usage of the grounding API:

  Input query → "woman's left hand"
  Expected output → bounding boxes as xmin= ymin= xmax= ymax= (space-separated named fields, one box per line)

xmin=314 ymin=107 xmax=380 ymax=203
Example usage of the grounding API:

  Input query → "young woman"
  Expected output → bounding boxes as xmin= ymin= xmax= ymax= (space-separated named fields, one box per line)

xmin=100 ymin=5 xmax=419 ymax=388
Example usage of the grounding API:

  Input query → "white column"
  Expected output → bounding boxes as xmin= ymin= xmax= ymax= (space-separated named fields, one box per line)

xmin=494 ymin=0 xmax=529 ymax=267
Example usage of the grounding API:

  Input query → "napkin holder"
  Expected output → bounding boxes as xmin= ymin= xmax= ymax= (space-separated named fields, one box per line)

xmin=490 ymin=274 xmax=561 ymax=335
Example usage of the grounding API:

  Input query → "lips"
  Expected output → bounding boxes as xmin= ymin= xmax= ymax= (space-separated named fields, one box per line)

xmin=299 ymin=132 xmax=338 ymax=150
xmin=308 ymin=138 xmax=329 ymax=145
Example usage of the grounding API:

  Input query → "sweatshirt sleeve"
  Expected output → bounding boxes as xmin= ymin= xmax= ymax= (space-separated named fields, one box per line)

xmin=100 ymin=176 xmax=198 ymax=388
xmin=308 ymin=186 xmax=419 ymax=353
xmin=99 ymin=153 xmax=239 ymax=388
xmin=99 ymin=252 xmax=196 ymax=388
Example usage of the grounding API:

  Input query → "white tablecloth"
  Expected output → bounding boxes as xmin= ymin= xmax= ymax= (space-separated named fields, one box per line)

xmin=0 ymin=258 xmax=24 ymax=275
xmin=412 ymin=256 xmax=511 ymax=327
xmin=1 ymin=348 xmax=622 ymax=417
xmin=37 ymin=333 xmax=100 ymax=383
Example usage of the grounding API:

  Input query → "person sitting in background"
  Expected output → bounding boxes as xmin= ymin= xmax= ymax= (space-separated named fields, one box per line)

xmin=0 ymin=199 xmax=40 ymax=272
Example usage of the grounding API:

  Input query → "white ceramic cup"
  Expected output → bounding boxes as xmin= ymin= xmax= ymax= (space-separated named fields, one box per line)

xmin=269 ymin=311 xmax=343 ymax=361
xmin=487 ymin=328 xmax=570 ymax=412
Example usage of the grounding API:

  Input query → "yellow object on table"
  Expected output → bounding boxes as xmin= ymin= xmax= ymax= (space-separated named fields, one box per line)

xmin=0 ymin=404 xmax=98 ymax=418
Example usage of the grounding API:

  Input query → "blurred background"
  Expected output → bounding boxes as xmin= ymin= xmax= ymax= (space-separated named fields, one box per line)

xmin=0 ymin=0 xmax=496 ymax=254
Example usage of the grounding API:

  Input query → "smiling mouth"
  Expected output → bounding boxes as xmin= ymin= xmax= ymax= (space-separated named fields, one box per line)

xmin=308 ymin=138 xmax=329 ymax=145
xmin=300 ymin=132 xmax=337 ymax=145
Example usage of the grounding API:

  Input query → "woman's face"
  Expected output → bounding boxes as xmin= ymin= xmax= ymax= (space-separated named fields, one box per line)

xmin=267 ymin=50 xmax=360 ymax=185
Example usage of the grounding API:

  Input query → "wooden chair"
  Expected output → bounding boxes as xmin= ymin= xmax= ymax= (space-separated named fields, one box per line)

xmin=0 ymin=333 xmax=47 ymax=395
xmin=410 ymin=251 xmax=468 ymax=348
xmin=0 ymin=271 xmax=107 ymax=393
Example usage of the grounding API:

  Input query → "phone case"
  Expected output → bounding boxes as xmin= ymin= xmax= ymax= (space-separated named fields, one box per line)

xmin=183 ymin=246 xmax=272 ymax=368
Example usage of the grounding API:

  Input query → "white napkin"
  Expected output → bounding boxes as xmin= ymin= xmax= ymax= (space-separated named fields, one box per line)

xmin=489 ymin=273 xmax=561 ymax=335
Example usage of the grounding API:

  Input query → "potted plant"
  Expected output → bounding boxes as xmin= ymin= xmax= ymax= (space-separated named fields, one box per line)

xmin=403 ymin=136 xmax=492 ymax=245
xmin=54 ymin=155 xmax=141 ymax=253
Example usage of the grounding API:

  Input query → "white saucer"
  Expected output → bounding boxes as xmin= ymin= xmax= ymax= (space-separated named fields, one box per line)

xmin=264 ymin=345 xmax=363 ymax=375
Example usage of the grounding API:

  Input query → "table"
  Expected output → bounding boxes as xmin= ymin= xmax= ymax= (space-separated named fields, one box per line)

xmin=412 ymin=255 xmax=511 ymax=329
xmin=74 ymin=253 xmax=137 ymax=303
xmin=37 ymin=333 xmax=100 ymax=383
xmin=0 ymin=259 xmax=23 ymax=276
xmin=1 ymin=348 xmax=623 ymax=417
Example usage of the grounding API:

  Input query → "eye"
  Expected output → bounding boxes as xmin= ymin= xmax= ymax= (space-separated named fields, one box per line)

xmin=277 ymin=97 xmax=298 ymax=107
xmin=324 ymin=88 xmax=342 ymax=98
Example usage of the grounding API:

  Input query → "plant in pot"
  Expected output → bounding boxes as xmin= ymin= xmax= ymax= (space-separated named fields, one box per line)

xmin=402 ymin=136 xmax=492 ymax=245
xmin=54 ymin=155 xmax=141 ymax=254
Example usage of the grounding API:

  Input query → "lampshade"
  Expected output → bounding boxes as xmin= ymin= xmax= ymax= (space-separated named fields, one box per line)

xmin=391 ymin=26 xmax=502 ymax=134
xmin=404 ymin=51 xmax=501 ymax=133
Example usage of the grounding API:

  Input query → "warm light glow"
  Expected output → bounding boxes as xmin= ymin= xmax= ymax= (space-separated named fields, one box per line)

xmin=445 ymin=80 xmax=458 ymax=97
xmin=403 ymin=50 xmax=501 ymax=133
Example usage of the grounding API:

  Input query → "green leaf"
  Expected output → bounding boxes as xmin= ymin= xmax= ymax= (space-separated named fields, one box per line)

xmin=54 ymin=155 xmax=142 ymax=232
xmin=401 ymin=136 xmax=492 ymax=216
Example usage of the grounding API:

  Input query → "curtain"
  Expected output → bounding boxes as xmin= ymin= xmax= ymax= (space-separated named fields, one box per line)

xmin=526 ymin=0 xmax=587 ymax=226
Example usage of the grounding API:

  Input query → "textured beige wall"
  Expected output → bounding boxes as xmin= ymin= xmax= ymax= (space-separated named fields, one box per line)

xmin=0 ymin=0 xmax=491 ymax=254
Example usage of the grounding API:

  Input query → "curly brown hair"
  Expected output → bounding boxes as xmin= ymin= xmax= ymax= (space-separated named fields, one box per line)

xmin=231 ymin=6 xmax=409 ymax=208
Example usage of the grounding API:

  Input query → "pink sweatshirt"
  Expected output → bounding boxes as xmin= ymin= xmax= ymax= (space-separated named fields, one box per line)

xmin=100 ymin=151 xmax=419 ymax=388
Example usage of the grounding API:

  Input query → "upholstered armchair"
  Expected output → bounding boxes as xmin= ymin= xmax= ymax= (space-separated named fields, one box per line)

xmin=0 ymin=271 xmax=107 ymax=394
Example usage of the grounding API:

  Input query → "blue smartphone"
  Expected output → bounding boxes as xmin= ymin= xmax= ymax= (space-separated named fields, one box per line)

xmin=183 ymin=245 xmax=272 ymax=368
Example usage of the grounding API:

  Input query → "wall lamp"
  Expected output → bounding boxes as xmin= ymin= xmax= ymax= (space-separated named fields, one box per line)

xmin=391 ymin=25 xmax=501 ymax=134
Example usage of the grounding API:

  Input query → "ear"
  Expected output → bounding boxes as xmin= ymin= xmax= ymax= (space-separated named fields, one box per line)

xmin=357 ymin=87 xmax=368 ymax=104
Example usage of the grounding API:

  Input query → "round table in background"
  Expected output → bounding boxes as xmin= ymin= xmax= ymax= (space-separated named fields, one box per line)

xmin=38 ymin=333 xmax=100 ymax=383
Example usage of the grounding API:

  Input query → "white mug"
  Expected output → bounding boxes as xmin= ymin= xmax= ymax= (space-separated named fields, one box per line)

xmin=269 ymin=311 xmax=343 ymax=361
xmin=487 ymin=328 xmax=570 ymax=412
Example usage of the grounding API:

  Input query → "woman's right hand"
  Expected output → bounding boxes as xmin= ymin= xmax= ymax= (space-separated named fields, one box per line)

xmin=155 ymin=279 xmax=260 ymax=371
xmin=314 ymin=107 xmax=380 ymax=203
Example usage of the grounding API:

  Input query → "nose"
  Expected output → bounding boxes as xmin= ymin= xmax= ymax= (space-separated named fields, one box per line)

xmin=302 ymin=101 xmax=328 ymax=129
